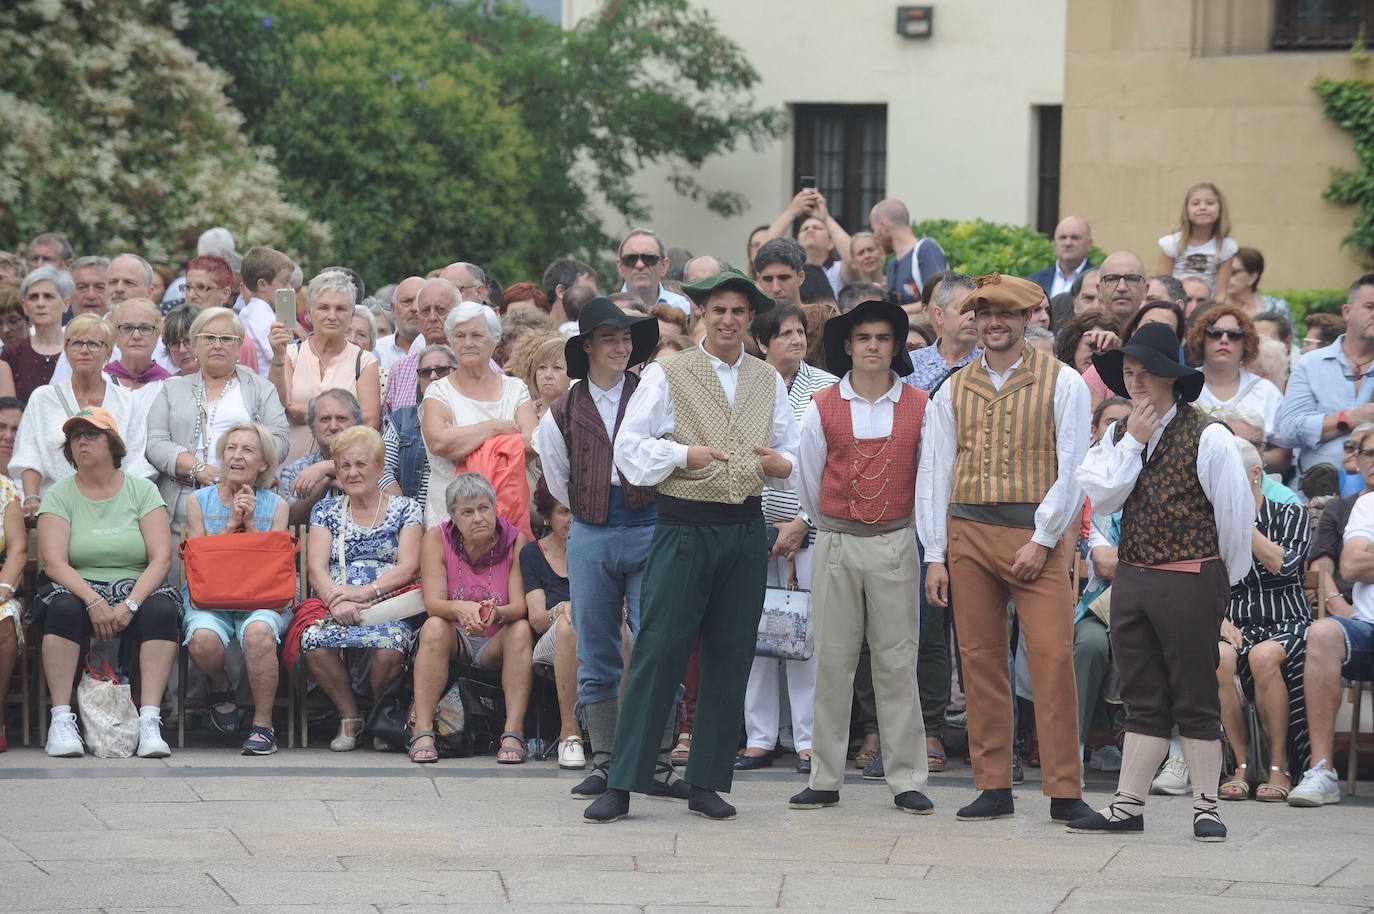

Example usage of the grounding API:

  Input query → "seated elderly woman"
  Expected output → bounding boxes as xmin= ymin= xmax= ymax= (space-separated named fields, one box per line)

xmin=521 ymin=480 xmax=581 ymax=768
xmin=297 ymin=426 xmax=422 ymax=752
xmin=1216 ymin=439 xmax=1313 ymax=802
xmin=411 ymin=472 xmax=532 ymax=764
xmin=13 ymin=314 xmax=154 ymax=516
xmin=183 ymin=421 xmax=290 ymax=755
xmin=0 ymin=444 xmax=23 ymax=752
xmin=381 ymin=344 xmax=453 ymax=504
xmin=420 ymin=302 xmax=536 ymax=533
xmin=36 ymin=407 xmax=181 ymax=759
xmin=146 ymin=306 xmax=290 ymax=529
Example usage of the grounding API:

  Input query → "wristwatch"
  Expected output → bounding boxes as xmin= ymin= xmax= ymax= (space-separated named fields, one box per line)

xmin=122 ymin=598 xmax=140 ymax=615
xmin=1337 ymin=411 xmax=1351 ymax=433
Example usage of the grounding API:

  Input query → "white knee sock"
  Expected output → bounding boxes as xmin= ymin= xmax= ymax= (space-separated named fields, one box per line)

xmin=1179 ymin=736 xmax=1222 ymax=822
xmin=1099 ymin=732 xmax=1170 ymax=822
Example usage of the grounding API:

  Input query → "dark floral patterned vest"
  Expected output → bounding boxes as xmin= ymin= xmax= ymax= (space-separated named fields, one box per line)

xmin=1114 ymin=403 xmax=1220 ymax=566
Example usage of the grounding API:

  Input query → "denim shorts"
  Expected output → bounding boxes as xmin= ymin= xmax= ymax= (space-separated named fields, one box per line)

xmin=182 ymin=606 xmax=289 ymax=648
xmin=1332 ymin=616 xmax=1374 ymax=682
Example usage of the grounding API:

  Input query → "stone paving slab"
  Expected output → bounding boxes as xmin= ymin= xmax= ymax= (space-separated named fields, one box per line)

xmin=1055 ymin=886 xmax=1367 ymax=913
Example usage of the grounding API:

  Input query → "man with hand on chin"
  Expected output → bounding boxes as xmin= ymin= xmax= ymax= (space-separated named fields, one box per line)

xmin=1071 ymin=323 xmax=1253 ymax=842
xmin=585 ymin=270 xmax=799 ymax=825
xmin=917 ymin=273 xmax=1092 ymax=825
xmin=788 ymin=299 xmax=933 ymax=816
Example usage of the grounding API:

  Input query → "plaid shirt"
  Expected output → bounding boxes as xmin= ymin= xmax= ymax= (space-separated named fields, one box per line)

xmin=383 ymin=353 xmax=422 ymax=416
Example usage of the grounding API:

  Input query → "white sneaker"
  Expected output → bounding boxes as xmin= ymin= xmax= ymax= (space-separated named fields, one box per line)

xmin=136 ymin=714 xmax=171 ymax=759
xmin=1288 ymin=760 xmax=1340 ymax=807
xmin=1090 ymin=745 xmax=1123 ymax=772
xmin=44 ymin=710 xmax=84 ymax=758
xmin=1150 ymin=754 xmax=1190 ymax=795
xmin=559 ymin=735 xmax=587 ymax=769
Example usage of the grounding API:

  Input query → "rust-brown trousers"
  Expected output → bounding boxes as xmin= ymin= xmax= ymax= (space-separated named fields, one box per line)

xmin=947 ymin=516 xmax=1082 ymax=797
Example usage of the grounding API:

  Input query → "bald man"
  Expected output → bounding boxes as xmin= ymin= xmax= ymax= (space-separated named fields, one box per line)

xmin=869 ymin=199 xmax=948 ymax=306
xmin=1027 ymin=217 xmax=1095 ymax=299
xmin=1099 ymin=251 xmax=1149 ymax=326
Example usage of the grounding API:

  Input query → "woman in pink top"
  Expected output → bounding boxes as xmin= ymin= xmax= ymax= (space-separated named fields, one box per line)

xmin=267 ymin=270 xmax=381 ymax=461
xmin=411 ymin=471 xmax=533 ymax=764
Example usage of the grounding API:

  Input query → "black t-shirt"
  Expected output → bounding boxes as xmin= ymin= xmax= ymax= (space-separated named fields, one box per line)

xmin=519 ymin=540 xmax=570 ymax=606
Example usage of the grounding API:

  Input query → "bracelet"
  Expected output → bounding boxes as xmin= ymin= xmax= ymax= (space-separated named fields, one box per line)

xmin=85 ymin=595 xmax=103 ymax=608
xmin=0 ymin=583 xmax=14 ymax=595
xmin=495 ymin=605 xmax=506 ymax=625
xmin=22 ymin=495 xmax=39 ymax=504
xmin=1326 ymin=592 xmax=1343 ymax=602
xmin=271 ymin=360 xmax=285 ymax=367
xmin=372 ymin=583 xmax=381 ymax=600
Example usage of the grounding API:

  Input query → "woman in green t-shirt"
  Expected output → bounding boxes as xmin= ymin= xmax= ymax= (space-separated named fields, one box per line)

xmin=36 ymin=407 xmax=181 ymax=760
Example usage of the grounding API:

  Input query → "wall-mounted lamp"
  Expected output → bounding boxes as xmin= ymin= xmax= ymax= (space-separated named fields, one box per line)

xmin=896 ymin=6 xmax=933 ymax=39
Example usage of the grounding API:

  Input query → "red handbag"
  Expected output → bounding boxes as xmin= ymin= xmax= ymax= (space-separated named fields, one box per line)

xmin=179 ymin=531 xmax=299 ymax=611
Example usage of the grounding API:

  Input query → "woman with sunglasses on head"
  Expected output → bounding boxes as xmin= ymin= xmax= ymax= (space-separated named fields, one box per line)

xmin=380 ymin=344 xmax=453 ymax=503
xmin=1187 ymin=306 xmax=1284 ymax=440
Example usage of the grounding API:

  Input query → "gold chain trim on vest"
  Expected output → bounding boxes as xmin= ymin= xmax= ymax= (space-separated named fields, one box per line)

xmin=849 ymin=497 xmax=892 ymax=524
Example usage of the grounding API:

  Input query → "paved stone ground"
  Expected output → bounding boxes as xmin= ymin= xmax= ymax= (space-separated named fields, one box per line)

xmin=0 ymin=745 xmax=1371 ymax=912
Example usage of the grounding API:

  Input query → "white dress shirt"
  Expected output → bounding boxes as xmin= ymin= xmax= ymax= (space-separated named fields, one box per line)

xmin=533 ymin=376 xmax=628 ymax=508
xmin=1076 ymin=404 xmax=1255 ymax=585
xmin=613 ymin=348 xmax=799 ymax=490
xmin=1050 ymin=260 xmax=1089 ymax=298
xmin=916 ymin=353 xmax=1091 ymax=565
xmin=373 ymin=332 xmax=424 ymax=372
xmin=797 ymin=372 xmax=912 ymax=524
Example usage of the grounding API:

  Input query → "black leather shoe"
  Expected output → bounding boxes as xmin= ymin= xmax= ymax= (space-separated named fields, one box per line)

xmin=788 ymin=787 xmax=839 ymax=809
xmin=1050 ymin=797 xmax=1094 ymax=823
xmin=1193 ymin=811 xmax=1226 ymax=842
xmin=796 ymin=755 xmax=812 ymax=774
xmin=583 ymin=788 xmax=630 ymax=823
xmin=955 ymin=788 xmax=1014 ymax=821
xmin=893 ymin=790 xmax=934 ymax=815
xmin=687 ymin=785 xmax=737 ymax=820
xmin=733 ymin=747 xmax=780 ymax=770
xmin=1065 ymin=810 xmax=1143 ymax=834
xmin=570 ymin=761 xmax=609 ymax=799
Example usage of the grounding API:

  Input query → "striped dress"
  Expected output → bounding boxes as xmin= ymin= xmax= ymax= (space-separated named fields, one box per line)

xmin=1226 ymin=496 xmax=1312 ymax=776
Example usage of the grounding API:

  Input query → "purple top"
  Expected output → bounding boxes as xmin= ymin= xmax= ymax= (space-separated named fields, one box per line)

xmin=441 ymin=515 xmax=518 ymax=638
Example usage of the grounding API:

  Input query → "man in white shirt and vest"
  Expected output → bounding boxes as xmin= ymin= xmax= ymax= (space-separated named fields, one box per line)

xmin=917 ymin=273 xmax=1094 ymax=825
xmin=584 ymin=270 xmax=799 ymax=824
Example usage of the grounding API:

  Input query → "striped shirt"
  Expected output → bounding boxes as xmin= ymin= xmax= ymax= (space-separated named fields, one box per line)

xmin=763 ymin=360 xmax=838 ymax=525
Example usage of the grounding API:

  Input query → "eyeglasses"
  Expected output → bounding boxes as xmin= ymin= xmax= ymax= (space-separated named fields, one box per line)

xmin=619 ymin=253 xmax=662 ymax=268
xmin=117 ymin=323 xmax=157 ymax=337
xmin=167 ymin=338 xmax=192 ymax=351
xmin=195 ymin=333 xmax=242 ymax=347
xmin=185 ymin=283 xmax=221 ymax=296
xmin=1302 ymin=337 xmax=1323 ymax=346
xmin=66 ymin=340 xmax=106 ymax=352
xmin=1345 ymin=440 xmax=1359 ymax=452
xmin=417 ymin=365 xmax=452 ymax=379
xmin=1204 ymin=327 xmax=1245 ymax=341
xmin=1101 ymin=273 xmax=1144 ymax=286
xmin=1360 ymin=449 xmax=1374 ymax=459
xmin=70 ymin=429 xmax=106 ymax=442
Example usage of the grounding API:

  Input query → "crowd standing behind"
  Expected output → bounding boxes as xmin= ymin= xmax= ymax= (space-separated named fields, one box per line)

xmin=1 ymin=194 xmax=1371 ymax=834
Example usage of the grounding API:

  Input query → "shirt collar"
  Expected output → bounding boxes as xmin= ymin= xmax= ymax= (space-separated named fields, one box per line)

xmin=619 ymin=281 xmax=668 ymax=304
xmin=839 ymin=371 xmax=902 ymax=404
xmin=701 ymin=345 xmax=745 ymax=371
xmin=587 ymin=375 xmax=626 ymax=402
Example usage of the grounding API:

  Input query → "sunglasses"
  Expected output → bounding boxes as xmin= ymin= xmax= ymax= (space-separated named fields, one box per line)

xmin=417 ymin=366 xmax=452 ymax=379
xmin=1204 ymin=327 xmax=1245 ymax=341
xmin=619 ymin=253 xmax=661 ymax=268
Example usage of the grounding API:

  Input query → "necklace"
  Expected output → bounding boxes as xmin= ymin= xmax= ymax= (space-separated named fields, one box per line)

xmin=453 ymin=540 xmax=496 ymax=600
xmin=334 ymin=494 xmax=388 ymax=587
xmin=194 ymin=374 xmax=239 ymax=461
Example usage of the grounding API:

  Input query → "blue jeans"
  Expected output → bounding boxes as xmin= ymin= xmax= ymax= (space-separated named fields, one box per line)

xmin=567 ymin=519 xmax=651 ymax=711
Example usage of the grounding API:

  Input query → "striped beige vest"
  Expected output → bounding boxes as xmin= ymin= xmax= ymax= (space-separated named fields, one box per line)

xmin=656 ymin=347 xmax=777 ymax=504
xmin=949 ymin=344 xmax=1058 ymax=505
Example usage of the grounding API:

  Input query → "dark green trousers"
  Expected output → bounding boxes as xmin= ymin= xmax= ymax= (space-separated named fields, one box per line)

xmin=608 ymin=517 xmax=767 ymax=794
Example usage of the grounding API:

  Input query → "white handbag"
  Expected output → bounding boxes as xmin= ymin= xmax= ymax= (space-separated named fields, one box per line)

xmin=357 ymin=586 xmax=425 ymax=625
xmin=755 ymin=560 xmax=813 ymax=661
xmin=76 ymin=655 xmax=139 ymax=758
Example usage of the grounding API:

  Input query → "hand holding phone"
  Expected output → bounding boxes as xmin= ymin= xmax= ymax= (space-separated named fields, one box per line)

xmin=275 ymin=288 xmax=298 ymax=335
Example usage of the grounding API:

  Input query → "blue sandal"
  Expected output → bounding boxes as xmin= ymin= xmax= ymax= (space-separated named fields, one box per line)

xmin=208 ymin=689 xmax=239 ymax=733
xmin=241 ymin=725 xmax=277 ymax=756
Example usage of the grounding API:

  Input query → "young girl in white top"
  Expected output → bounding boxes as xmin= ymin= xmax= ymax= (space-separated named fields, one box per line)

xmin=1156 ymin=181 xmax=1237 ymax=304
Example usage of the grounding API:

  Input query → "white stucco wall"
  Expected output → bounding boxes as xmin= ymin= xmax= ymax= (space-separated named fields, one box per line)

xmin=564 ymin=0 xmax=1066 ymax=260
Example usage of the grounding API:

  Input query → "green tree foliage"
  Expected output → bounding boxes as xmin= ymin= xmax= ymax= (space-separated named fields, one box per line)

xmin=910 ymin=219 xmax=1105 ymax=278
xmin=181 ymin=0 xmax=785 ymax=287
xmin=1315 ymin=75 xmax=1374 ymax=265
xmin=0 ymin=0 xmax=328 ymax=264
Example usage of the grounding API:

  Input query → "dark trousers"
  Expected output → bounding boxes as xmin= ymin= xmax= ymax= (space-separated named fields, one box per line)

xmin=917 ymin=548 xmax=950 ymax=738
xmin=608 ymin=518 xmax=767 ymax=794
xmin=1110 ymin=560 xmax=1228 ymax=740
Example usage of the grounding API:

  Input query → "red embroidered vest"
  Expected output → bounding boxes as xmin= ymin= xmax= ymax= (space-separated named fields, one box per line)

xmin=814 ymin=382 xmax=927 ymax=525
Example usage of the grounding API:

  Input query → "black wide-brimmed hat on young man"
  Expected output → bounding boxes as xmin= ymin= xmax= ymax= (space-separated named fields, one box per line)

xmin=822 ymin=298 xmax=915 ymax=378
xmin=1090 ymin=321 xmax=1205 ymax=403
xmin=563 ymin=297 xmax=659 ymax=380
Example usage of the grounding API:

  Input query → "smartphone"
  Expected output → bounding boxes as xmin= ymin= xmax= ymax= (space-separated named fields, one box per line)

xmin=799 ymin=175 xmax=816 ymax=191
xmin=274 ymin=288 xmax=297 ymax=333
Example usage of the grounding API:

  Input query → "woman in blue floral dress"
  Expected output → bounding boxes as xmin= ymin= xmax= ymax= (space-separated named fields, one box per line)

xmin=301 ymin=425 xmax=422 ymax=751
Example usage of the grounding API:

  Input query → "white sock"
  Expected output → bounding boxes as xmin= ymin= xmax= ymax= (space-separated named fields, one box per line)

xmin=139 ymin=705 xmax=160 ymax=720
xmin=1099 ymin=732 xmax=1170 ymax=822
xmin=51 ymin=704 xmax=71 ymax=718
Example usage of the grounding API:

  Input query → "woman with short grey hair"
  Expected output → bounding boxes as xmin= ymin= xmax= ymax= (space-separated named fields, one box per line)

xmin=349 ymin=305 xmax=377 ymax=351
xmin=4 ymin=266 xmax=70 ymax=403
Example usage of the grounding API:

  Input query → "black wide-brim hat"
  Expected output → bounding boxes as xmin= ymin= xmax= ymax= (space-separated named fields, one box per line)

xmin=822 ymin=299 xmax=915 ymax=378
xmin=563 ymin=297 xmax=660 ymax=380
xmin=1091 ymin=321 xmax=1205 ymax=403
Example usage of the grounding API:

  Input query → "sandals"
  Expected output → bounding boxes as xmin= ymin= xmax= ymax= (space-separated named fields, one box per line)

xmin=927 ymin=747 xmax=947 ymax=773
xmin=1256 ymin=766 xmax=1291 ymax=802
xmin=670 ymin=732 xmax=691 ymax=766
xmin=496 ymin=731 xmax=527 ymax=764
xmin=330 ymin=717 xmax=364 ymax=752
xmin=408 ymin=730 xmax=439 ymax=764
xmin=207 ymin=689 xmax=239 ymax=733
xmin=1219 ymin=763 xmax=1250 ymax=801
xmin=854 ymin=746 xmax=881 ymax=769
xmin=240 ymin=725 xmax=277 ymax=756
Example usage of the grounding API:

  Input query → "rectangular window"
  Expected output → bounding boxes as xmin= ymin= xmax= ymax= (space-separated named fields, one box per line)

xmin=1034 ymin=105 xmax=1062 ymax=237
xmin=792 ymin=104 xmax=887 ymax=233
xmin=1273 ymin=0 xmax=1374 ymax=49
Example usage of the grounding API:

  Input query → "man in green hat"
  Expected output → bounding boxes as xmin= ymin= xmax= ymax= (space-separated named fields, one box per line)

xmin=584 ymin=270 xmax=800 ymax=824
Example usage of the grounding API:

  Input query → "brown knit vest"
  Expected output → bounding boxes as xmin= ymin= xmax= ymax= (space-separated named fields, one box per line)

xmin=1115 ymin=403 xmax=1221 ymax=565
xmin=551 ymin=376 xmax=656 ymax=525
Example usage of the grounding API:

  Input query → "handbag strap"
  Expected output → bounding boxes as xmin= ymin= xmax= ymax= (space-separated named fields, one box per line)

xmin=83 ymin=653 xmax=121 ymax=683
xmin=787 ymin=558 xmax=799 ymax=590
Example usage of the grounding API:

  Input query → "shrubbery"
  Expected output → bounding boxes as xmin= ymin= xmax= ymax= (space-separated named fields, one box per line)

xmin=909 ymin=219 xmax=1104 ymax=278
